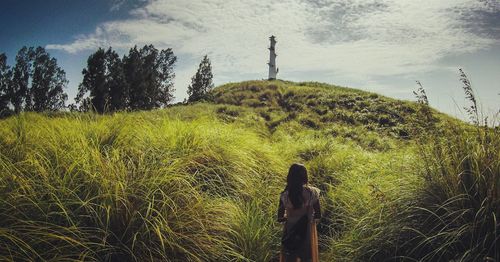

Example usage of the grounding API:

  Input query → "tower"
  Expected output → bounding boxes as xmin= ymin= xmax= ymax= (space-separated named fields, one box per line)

xmin=268 ymin=35 xmax=278 ymax=80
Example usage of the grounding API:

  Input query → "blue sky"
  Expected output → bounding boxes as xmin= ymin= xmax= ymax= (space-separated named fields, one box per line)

xmin=1 ymin=0 xmax=499 ymax=121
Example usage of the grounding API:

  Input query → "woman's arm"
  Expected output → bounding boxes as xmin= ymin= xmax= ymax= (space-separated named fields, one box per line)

xmin=277 ymin=197 xmax=286 ymax=222
xmin=313 ymin=200 xmax=321 ymax=219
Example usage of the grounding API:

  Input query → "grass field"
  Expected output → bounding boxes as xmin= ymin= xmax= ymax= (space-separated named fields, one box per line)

xmin=0 ymin=80 xmax=498 ymax=261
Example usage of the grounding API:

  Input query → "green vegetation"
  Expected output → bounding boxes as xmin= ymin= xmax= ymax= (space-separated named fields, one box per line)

xmin=0 ymin=80 xmax=498 ymax=261
xmin=0 ymin=47 xmax=68 ymax=116
xmin=187 ymin=55 xmax=214 ymax=103
xmin=75 ymin=45 xmax=177 ymax=113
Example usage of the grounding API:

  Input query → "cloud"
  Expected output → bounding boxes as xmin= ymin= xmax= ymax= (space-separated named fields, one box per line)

xmin=47 ymin=0 xmax=499 ymax=87
xmin=110 ymin=0 xmax=126 ymax=11
xmin=458 ymin=1 xmax=500 ymax=39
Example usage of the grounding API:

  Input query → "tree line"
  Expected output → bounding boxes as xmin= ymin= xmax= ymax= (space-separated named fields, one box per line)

xmin=0 ymin=45 xmax=213 ymax=116
xmin=0 ymin=47 xmax=67 ymax=117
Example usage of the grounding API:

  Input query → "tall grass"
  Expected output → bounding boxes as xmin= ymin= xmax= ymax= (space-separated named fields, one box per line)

xmin=396 ymin=72 xmax=500 ymax=261
xmin=341 ymin=72 xmax=500 ymax=261
xmin=0 ymin=108 xmax=287 ymax=261
xmin=0 ymin=101 xmax=418 ymax=261
xmin=406 ymin=122 xmax=500 ymax=261
xmin=1 ymin=79 xmax=496 ymax=261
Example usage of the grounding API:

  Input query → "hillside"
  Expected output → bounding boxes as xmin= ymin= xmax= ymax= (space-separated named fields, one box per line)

xmin=211 ymin=80 xmax=448 ymax=136
xmin=0 ymin=80 xmax=497 ymax=261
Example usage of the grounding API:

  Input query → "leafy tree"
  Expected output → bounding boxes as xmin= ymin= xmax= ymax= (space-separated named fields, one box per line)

xmin=77 ymin=47 xmax=129 ymax=113
xmin=138 ymin=45 xmax=157 ymax=110
xmin=10 ymin=46 xmax=33 ymax=113
xmin=29 ymin=47 xmax=68 ymax=112
xmin=7 ymin=46 xmax=67 ymax=113
xmin=155 ymin=48 xmax=176 ymax=107
xmin=0 ymin=53 xmax=12 ymax=117
xmin=123 ymin=45 xmax=177 ymax=110
xmin=187 ymin=55 xmax=213 ymax=102
xmin=106 ymin=48 xmax=128 ymax=111
xmin=77 ymin=48 xmax=107 ymax=113
xmin=77 ymin=44 xmax=176 ymax=113
xmin=123 ymin=46 xmax=144 ymax=110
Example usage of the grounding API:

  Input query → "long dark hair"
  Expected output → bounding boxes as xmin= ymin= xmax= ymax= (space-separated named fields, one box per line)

xmin=286 ymin=163 xmax=308 ymax=209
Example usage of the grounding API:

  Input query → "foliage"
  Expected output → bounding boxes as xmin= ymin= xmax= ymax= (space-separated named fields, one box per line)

xmin=187 ymin=55 xmax=214 ymax=103
xmin=412 ymin=80 xmax=438 ymax=133
xmin=27 ymin=47 xmax=68 ymax=111
xmin=77 ymin=48 xmax=108 ymax=113
xmin=77 ymin=48 xmax=128 ymax=113
xmin=0 ymin=108 xmax=285 ymax=261
xmin=0 ymin=53 xmax=12 ymax=117
xmin=76 ymin=45 xmax=177 ymax=113
xmin=460 ymin=68 xmax=480 ymax=126
xmin=123 ymin=45 xmax=177 ymax=111
xmin=0 ymin=79 xmax=497 ymax=261
xmin=413 ymin=80 xmax=429 ymax=105
xmin=2 ymin=46 xmax=68 ymax=114
xmin=10 ymin=47 xmax=32 ymax=113
xmin=338 ymin=71 xmax=500 ymax=262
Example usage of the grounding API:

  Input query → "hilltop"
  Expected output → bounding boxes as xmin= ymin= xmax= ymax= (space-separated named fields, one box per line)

xmin=211 ymin=80 xmax=441 ymax=136
xmin=207 ymin=80 xmax=455 ymax=152
xmin=0 ymin=80 xmax=497 ymax=261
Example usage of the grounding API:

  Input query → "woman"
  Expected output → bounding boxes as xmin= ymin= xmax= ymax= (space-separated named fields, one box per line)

xmin=278 ymin=163 xmax=321 ymax=262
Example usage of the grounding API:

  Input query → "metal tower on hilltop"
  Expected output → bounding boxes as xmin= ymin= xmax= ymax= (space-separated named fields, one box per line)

xmin=268 ymin=35 xmax=278 ymax=80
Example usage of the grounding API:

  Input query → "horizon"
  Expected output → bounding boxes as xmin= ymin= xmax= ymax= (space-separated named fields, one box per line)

xmin=1 ymin=0 xmax=499 ymax=121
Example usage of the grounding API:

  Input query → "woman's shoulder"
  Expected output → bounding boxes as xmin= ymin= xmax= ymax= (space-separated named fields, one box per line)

xmin=305 ymin=185 xmax=320 ymax=192
xmin=305 ymin=185 xmax=321 ymax=198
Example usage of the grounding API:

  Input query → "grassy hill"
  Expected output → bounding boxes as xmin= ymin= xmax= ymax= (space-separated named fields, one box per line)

xmin=0 ymin=80 xmax=497 ymax=261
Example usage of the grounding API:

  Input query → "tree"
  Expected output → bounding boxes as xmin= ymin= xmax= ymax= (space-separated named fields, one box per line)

xmin=123 ymin=45 xmax=177 ymax=110
xmin=76 ymin=44 xmax=177 ymax=113
xmin=76 ymin=48 xmax=107 ymax=113
xmin=155 ymin=48 xmax=177 ymax=107
xmin=10 ymin=46 xmax=33 ymax=113
xmin=77 ymin=47 xmax=129 ymax=113
xmin=137 ymin=45 xmax=157 ymax=110
xmin=187 ymin=55 xmax=213 ymax=103
xmin=29 ymin=47 xmax=68 ymax=111
xmin=123 ymin=46 xmax=145 ymax=110
xmin=8 ymin=46 xmax=67 ymax=113
xmin=0 ymin=53 xmax=12 ymax=117
xmin=106 ymin=48 xmax=128 ymax=111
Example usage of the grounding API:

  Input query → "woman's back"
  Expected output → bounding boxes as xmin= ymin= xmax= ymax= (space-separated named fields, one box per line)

xmin=279 ymin=185 xmax=320 ymax=222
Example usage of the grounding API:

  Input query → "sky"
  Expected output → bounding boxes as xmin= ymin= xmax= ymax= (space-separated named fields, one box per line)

xmin=1 ymin=0 xmax=499 ymax=121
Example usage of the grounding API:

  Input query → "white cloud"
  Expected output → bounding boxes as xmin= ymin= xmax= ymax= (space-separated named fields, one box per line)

xmin=110 ymin=0 xmax=126 ymax=11
xmin=47 ymin=0 xmax=499 ymax=100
